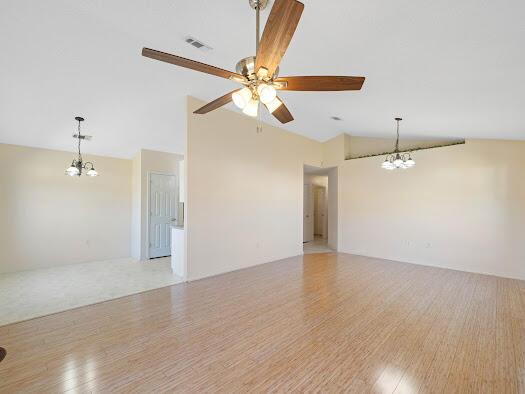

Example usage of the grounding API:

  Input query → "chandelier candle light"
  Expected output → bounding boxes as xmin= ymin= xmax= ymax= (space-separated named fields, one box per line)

xmin=381 ymin=117 xmax=416 ymax=170
xmin=65 ymin=117 xmax=98 ymax=177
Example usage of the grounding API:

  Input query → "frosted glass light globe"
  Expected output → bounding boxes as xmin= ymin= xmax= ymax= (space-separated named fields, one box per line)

xmin=242 ymin=98 xmax=259 ymax=117
xmin=232 ymin=87 xmax=252 ymax=109
xmin=381 ymin=160 xmax=394 ymax=170
xmin=265 ymin=97 xmax=283 ymax=113
xmin=393 ymin=154 xmax=403 ymax=167
xmin=66 ymin=165 xmax=79 ymax=176
xmin=405 ymin=158 xmax=415 ymax=167
xmin=86 ymin=168 xmax=98 ymax=177
xmin=257 ymin=84 xmax=277 ymax=104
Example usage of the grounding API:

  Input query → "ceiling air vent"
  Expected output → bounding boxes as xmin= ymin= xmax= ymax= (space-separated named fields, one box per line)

xmin=331 ymin=116 xmax=342 ymax=121
xmin=184 ymin=36 xmax=212 ymax=52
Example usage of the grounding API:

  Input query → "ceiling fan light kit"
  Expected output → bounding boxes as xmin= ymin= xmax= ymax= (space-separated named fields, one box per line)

xmin=142 ymin=0 xmax=365 ymax=124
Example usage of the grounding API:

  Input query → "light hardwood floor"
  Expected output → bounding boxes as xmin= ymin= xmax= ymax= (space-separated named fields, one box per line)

xmin=1 ymin=253 xmax=524 ymax=393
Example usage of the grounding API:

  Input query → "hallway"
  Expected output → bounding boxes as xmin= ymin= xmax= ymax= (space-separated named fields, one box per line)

xmin=303 ymin=236 xmax=334 ymax=254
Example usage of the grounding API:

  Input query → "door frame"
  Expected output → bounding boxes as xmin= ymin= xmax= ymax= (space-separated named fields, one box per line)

xmin=146 ymin=171 xmax=178 ymax=260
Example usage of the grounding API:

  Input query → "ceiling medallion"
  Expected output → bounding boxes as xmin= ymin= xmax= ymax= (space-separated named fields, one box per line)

xmin=65 ymin=117 xmax=99 ymax=177
xmin=381 ymin=118 xmax=416 ymax=170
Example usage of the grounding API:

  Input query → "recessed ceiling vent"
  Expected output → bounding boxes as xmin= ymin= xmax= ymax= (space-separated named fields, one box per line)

xmin=331 ymin=116 xmax=342 ymax=121
xmin=184 ymin=36 xmax=212 ymax=51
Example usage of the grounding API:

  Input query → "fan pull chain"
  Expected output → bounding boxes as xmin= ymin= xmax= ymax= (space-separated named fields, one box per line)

xmin=256 ymin=102 xmax=263 ymax=133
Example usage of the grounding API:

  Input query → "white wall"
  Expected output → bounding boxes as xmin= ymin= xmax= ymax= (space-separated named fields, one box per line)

xmin=186 ymin=97 xmax=322 ymax=281
xmin=338 ymin=139 xmax=525 ymax=280
xmin=0 ymin=143 xmax=132 ymax=273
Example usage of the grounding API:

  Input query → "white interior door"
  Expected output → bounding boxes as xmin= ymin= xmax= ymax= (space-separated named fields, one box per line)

xmin=149 ymin=173 xmax=178 ymax=258
xmin=303 ymin=184 xmax=314 ymax=242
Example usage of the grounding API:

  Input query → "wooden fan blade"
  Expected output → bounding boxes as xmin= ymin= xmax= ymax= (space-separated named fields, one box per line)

xmin=269 ymin=98 xmax=294 ymax=124
xmin=193 ymin=90 xmax=238 ymax=114
xmin=255 ymin=0 xmax=304 ymax=77
xmin=274 ymin=76 xmax=365 ymax=91
xmin=142 ymin=48 xmax=243 ymax=80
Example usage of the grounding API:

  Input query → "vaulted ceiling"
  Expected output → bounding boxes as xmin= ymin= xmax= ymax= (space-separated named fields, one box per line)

xmin=1 ymin=0 xmax=524 ymax=158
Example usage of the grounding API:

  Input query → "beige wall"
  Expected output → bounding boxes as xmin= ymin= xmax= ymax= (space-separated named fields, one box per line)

xmin=322 ymin=134 xmax=349 ymax=167
xmin=0 ymin=143 xmax=132 ymax=273
xmin=131 ymin=151 xmax=142 ymax=259
xmin=131 ymin=149 xmax=184 ymax=260
xmin=338 ymin=139 xmax=525 ymax=280
xmin=186 ymin=96 xmax=322 ymax=281
xmin=327 ymin=167 xmax=339 ymax=251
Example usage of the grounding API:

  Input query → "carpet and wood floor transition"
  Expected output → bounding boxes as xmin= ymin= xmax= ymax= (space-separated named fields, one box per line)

xmin=1 ymin=253 xmax=524 ymax=392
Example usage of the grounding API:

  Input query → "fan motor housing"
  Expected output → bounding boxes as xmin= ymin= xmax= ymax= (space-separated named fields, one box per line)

xmin=235 ymin=56 xmax=279 ymax=79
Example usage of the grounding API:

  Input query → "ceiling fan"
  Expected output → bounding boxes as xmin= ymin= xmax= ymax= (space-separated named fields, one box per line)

xmin=142 ymin=0 xmax=365 ymax=124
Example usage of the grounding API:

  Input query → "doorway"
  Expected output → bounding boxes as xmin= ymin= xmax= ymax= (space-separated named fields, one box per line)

xmin=314 ymin=186 xmax=327 ymax=238
xmin=149 ymin=173 xmax=178 ymax=258
xmin=303 ymin=165 xmax=337 ymax=254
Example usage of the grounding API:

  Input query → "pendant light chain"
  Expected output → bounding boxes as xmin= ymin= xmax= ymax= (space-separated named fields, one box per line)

xmin=77 ymin=119 xmax=82 ymax=160
xmin=395 ymin=118 xmax=400 ymax=153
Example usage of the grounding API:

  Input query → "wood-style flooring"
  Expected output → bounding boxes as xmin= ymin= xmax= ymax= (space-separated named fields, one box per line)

xmin=0 ymin=253 xmax=524 ymax=393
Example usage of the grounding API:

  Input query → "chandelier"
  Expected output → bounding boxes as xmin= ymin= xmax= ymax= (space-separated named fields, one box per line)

xmin=381 ymin=117 xmax=416 ymax=170
xmin=65 ymin=117 xmax=98 ymax=177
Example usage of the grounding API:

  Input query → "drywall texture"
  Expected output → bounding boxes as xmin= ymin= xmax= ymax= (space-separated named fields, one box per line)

xmin=338 ymin=139 xmax=525 ymax=280
xmin=0 ymin=143 xmax=132 ymax=273
xmin=186 ymin=97 xmax=322 ymax=281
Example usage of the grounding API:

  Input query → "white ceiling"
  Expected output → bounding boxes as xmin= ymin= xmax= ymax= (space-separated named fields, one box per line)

xmin=1 ymin=0 xmax=524 ymax=158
